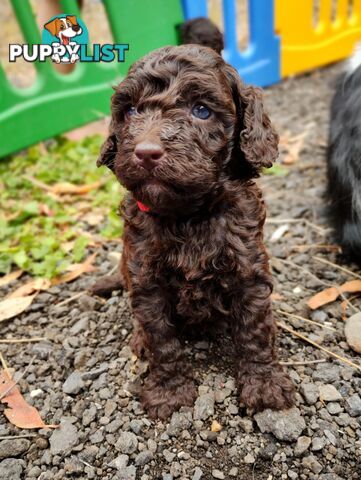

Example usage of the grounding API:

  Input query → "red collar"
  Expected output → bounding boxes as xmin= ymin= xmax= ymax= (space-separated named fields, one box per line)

xmin=136 ymin=200 xmax=151 ymax=212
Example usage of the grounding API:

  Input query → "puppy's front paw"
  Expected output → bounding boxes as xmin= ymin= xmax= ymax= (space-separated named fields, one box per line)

xmin=238 ymin=364 xmax=295 ymax=412
xmin=141 ymin=376 xmax=197 ymax=419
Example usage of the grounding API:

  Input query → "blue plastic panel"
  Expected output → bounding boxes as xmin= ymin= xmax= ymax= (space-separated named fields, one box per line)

xmin=181 ymin=0 xmax=281 ymax=87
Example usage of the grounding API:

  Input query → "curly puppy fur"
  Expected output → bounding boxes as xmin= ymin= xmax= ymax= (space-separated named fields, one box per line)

xmin=96 ymin=45 xmax=295 ymax=419
xmin=327 ymin=48 xmax=361 ymax=263
xmin=179 ymin=17 xmax=224 ymax=54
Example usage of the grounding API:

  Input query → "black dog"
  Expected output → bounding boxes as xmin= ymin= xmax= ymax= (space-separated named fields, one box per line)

xmin=327 ymin=46 xmax=361 ymax=263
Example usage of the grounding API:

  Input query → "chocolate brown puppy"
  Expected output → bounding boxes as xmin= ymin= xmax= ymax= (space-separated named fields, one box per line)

xmin=96 ymin=45 xmax=295 ymax=419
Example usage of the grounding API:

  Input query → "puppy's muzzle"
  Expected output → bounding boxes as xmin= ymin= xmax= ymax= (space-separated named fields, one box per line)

xmin=134 ymin=141 xmax=164 ymax=171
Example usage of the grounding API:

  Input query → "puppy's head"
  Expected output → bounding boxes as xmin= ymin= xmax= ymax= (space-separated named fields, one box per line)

xmin=98 ymin=45 xmax=278 ymax=213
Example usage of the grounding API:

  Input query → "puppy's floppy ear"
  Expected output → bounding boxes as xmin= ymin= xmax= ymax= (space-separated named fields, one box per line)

xmin=44 ymin=18 xmax=60 ymax=37
xmin=97 ymin=129 xmax=117 ymax=171
xmin=226 ymin=66 xmax=279 ymax=172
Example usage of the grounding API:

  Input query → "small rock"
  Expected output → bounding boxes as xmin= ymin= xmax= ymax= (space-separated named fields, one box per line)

xmin=344 ymin=312 xmax=361 ymax=353
xmin=302 ymin=455 xmax=323 ymax=474
xmin=0 ymin=458 xmax=25 ymax=480
xmin=89 ymin=430 xmax=103 ymax=444
xmin=70 ymin=316 xmax=89 ymax=334
xmin=326 ymin=402 xmax=342 ymax=415
xmin=319 ymin=384 xmax=342 ymax=402
xmin=229 ymin=467 xmax=238 ymax=477
xmin=135 ymin=450 xmax=153 ymax=466
xmin=259 ymin=441 xmax=277 ymax=460
xmin=82 ymin=364 xmax=109 ymax=381
xmin=147 ymin=439 xmax=157 ymax=454
xmin=313 ymin=364 xmax=340 ymax=383
xmin=311 ymin=310 xmax=328 ymax=322
xmin=254 ymin=407 xmax=305 ymax=441
xmin=238 ymin=418 xmax=253 ymax=433
xmin=300 ymin=383 xmax=319 ymax=405
xmin=214 ymin=389 xmax=231 ymax=403
xmin=345 ymin=394 xmax=361 ymax=416
xmin=162 ymin=474 xmax=173 ymax=480
xmin=0 ymin=439 xmax=30 ymax=460
xmin=108 ymin=251 xmax=121 ymax=266
xmin=244 ymin=453 xmax=255 ymax=464
xmin=294 ymin=436 xmax=311 ymax=456
xmin=62 ymin=372 xmax=84 ymax=395
xmin=192 ymin=466 xmax=203 ymax=480
xmin=82 ymin=405 xmax=97 ymax=427
xmin=212 ymin=469 xmax=225 ymax=479
xmin=311 ymin=436 xmax=326 ymax=451
xmin=50 ymin=420 xmax=79 ymax=455
xmin=117 ymin=465 xmax=137 ymax=480
xmin=163 ymin=449 xmax=176 ymax=463
xmin=167 ymin=411 xmax=192 ymax=437
xmin=115 ymin=432 xmax=138 ymax=454
xmin=130 ymin=419 xmax=144 ymax=435
xmin=227 ymin=404 xmax=238 ymax=415
xmin=108 ymin=454 xmax=129 ymax=470
xmin=64 ymin=457 xmax=84 ymax=475
xmin=30 ymin=388 xmax=43 ymax=398
xmin=194 ymin=393 xmax=215 ymax=420
xmin=78 ymin=295 xmax=99 ymax=312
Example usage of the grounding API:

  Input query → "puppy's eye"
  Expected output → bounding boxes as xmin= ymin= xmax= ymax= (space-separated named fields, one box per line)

xmin=125 ymin=106 xmax=137 ymax=119
xmin=192 ymin=104 xmax=211 ymax=120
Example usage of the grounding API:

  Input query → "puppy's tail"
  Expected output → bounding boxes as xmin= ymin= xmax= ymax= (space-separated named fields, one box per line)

xmin=179 ymin=17 xmax=224 ymax=55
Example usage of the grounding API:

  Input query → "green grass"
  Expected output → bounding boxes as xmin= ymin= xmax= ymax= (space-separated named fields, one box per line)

xmin=0 ymin=136 xmax=124 ymax=278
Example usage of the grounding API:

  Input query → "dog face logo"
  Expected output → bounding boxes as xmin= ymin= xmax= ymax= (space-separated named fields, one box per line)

xmin=42 ymin=14 xmax=88 ymax=63
xmin=44 ymin=16 xmax=82 ymax=46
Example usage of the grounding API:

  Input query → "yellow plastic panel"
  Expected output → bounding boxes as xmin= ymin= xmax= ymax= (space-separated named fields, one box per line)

xmin=276 ymin=0 xmax=361 ymax=77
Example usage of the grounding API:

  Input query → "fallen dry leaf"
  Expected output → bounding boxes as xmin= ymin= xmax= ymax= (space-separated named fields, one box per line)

xmin=51 ymin=253 xmax=97 ymax=286
xmin=0 ymin=370 xmax=57 ymax=429
xmin=271 ymin=292 xmax=283 ymax=301
xmin=50 ymin=181 xmax=102 ymax=195
xmin=307 ymin=280 xmax=361 ymax=310
xmin=341 ymin=300 xmax=348 ymax=321
xmin=0 ymin=295 xmax=36 ymax=323
xmin=0 ymin=270 xmax=22 ymax=288
xmin=279 ymin=129 xmax=310 ymax=165
xmin=8 ymin=278 xmax=51 ymax=299
xmin=82 ymin=212 xmax=104 ymax=226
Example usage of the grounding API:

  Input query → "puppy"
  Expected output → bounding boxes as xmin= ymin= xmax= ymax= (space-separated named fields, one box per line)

xmin=327 ymin=44 xmax=361 ymax=263
xmin=44 ymin=15 xmax=82 ymax=63
xmin=179 ymin=17 xmax=224 ymax=54
xmin=97 ymin=45 xmax=295 ymax=419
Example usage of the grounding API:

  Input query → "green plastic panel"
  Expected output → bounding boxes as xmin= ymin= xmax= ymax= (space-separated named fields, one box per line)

xmin=0 ymin=0 xmax=184 ymax=158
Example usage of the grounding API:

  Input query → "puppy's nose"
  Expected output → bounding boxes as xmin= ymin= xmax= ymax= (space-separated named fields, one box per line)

xmin=134 ymin=142 xmax=164 ymax=170
xmin=72 ymin=24 xmax=80 ymax=32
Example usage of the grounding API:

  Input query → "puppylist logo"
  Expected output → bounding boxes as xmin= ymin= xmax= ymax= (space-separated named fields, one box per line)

xmin=9 ymin=14 xmax=128 ymax=64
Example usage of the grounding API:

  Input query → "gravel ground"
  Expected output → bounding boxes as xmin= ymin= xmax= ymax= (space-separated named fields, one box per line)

xmin=1 ymin=62 xmax=361 ymax=480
